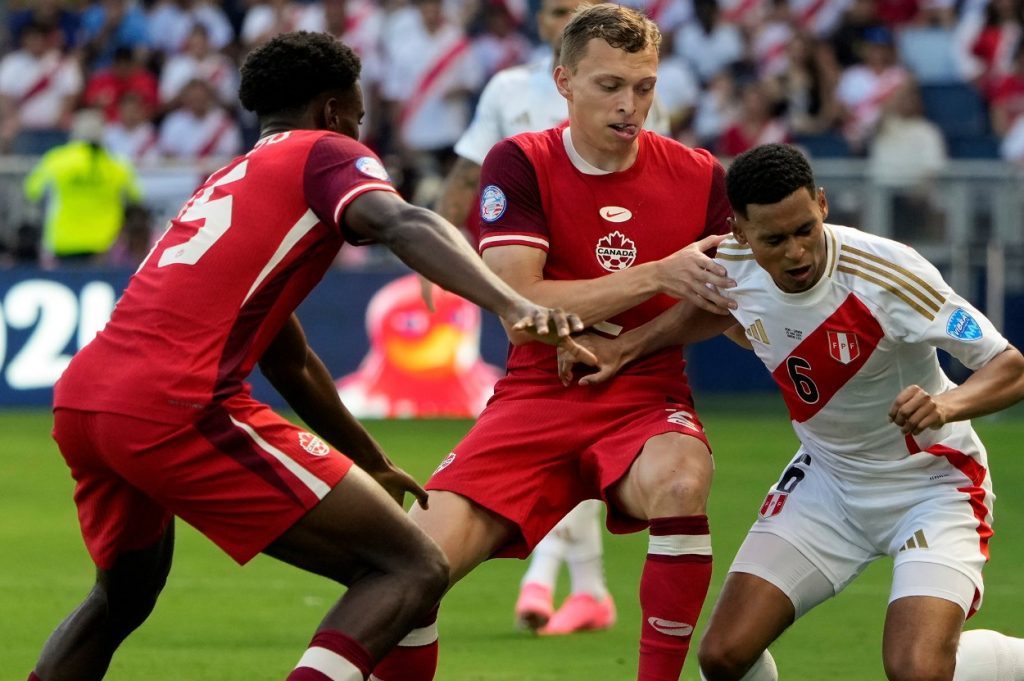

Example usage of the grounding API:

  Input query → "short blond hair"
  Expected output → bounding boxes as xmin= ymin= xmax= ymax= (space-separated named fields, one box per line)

xmin=559 ymin=3 xmax=661 ymax=72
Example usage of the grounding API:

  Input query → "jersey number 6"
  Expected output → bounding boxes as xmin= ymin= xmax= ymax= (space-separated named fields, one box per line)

xmin=786 ymin=356 xmax=820 ymax=404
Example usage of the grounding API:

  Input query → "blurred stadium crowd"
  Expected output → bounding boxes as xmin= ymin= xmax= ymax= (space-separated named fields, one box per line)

xmin=0 ymin=0 xmax=1022 ymax=266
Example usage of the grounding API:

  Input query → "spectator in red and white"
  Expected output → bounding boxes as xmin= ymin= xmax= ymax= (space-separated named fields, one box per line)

xmin=159 ymin=24 xmax=238 ymax=111
xmin=954 ymin=0 xmax=1024 ymax=98
xmin=470 ymin=0 xmax=533 ymax=82
xmin=673 ymin=0 xmax=745 ymax=84
xmin=157 ymin=78 xmax=241 ymax=160
xmin=717 ymin=79 xmax=792 ymax=156
xmin=771 ymin=30 xmax=842 ymax=135
xmin=83 ymin=45 xmax=159 ymax=122
xmin=380 ymin=0 xmax=484 ymax=195
xmin=789 ymin=0 xmax=853 ymax=39
xmin=836 ymin=25 xmax=910 ymax=152
xmin=0 ymin=19 xmax=83 ymax=155
xmin=751 ymin=0 xmax=796 ymax=79
xmin=241 ymin=0 xmax=312 ymax=48
xmin=146 ymin=0 xmax=234 ymax=57
xmin=103 ymin=91 xmax=160 ymax=166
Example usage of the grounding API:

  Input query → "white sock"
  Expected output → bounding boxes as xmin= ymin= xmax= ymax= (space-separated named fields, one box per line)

xmin=700 ymin=650 xmax=778 ymax=681
xmin=955 ymin=629 xmax=1024 ymax=681
xmin=522 ymin=529 xmax=567 ymax=589
xmin=562 ymin=500 xmax=608 ymax=598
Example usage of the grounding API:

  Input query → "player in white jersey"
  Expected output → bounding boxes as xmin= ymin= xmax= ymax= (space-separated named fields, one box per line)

xmin=556 ymin=143 xmax=1024 ymax=680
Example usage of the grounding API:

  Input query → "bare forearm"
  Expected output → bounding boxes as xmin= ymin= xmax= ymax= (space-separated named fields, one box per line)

xmin=937 ymin=346 xmax=1024 ymax=422
xmin=382 ymin=205 xmax=522 ymax=318
xmin=496 ymin=264 xmax=660 ymax=328
xmin=616 ymin=302 xmax=737 ymax=362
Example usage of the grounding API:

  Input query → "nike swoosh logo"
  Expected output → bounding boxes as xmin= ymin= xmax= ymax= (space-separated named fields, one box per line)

xmin=599 ymin=206 xmax=633 ymax=222
xmin=647 ymin=617 xmax=694 ymax=637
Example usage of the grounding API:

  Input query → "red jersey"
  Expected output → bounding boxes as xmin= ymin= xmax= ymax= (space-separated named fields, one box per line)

xmin=477 ymin=127 xmax=729 ymax=384
xmin=55 ymin=129 xmax=396 ymax=423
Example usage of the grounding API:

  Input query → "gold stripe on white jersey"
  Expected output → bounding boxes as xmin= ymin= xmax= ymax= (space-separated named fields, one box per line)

xmin=836 ymin=265 xmax=937 ymax=320
xmin=838 ymin=251 xmax=945 ymax=318
xmin=716 ymin=240 xmax=756 ymax=261
xmin=840 ymin=245 xmax=945 ymax=308
xmin=825 ymin=226 xmax=839 ymax=277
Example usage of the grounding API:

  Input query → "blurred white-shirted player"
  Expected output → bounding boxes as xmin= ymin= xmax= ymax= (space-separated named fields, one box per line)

xmin=559 ymin=143 xmax=1024 ymax=681
xmin=431 ymin=0 xmax=669 ymax=637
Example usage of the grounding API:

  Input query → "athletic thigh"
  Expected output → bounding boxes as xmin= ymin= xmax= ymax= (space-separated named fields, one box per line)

xmin=593 ymin=402 xmax=711 ymax=532
xmin=741 ymin=448 xmax=877 ymax=595
xmin=266 ymin=464 xmax=448 ymax=584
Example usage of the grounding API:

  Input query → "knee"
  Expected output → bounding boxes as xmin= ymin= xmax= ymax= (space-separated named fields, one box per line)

xmin=698 ymin=634 xmax=758 ymax=680
xmin=647 ymin=468 xmax=712 ymax=515
xmin=396 ymin=540 xmax=450 ymax=606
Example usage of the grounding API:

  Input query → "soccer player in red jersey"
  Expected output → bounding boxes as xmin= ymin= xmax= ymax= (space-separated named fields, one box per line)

xmin=370 ymin=6 xmax=737 ymax=681
xmin=27 ymin=32 xmax=591 ymax=681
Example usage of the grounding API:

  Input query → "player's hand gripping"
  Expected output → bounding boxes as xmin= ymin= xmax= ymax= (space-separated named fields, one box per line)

xmin=504 ymin=301 xmax=599 ymax=367
xmin=556 ymin=333 xmax=625 ymax=387
xmin=889 ymin=384 xmax=949 ymax=435
xmin=654 ymin=233 xmax=737 ymax=315
xmin=364 ymin=453 xmax=431 ymax=509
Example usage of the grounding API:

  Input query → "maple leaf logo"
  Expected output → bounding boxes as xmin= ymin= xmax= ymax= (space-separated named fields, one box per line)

xmin=595 ymin=231 xmax=637 ymax=271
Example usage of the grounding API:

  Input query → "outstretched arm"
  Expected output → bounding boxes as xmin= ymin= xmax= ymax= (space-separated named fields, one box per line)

xmin=345 ymin=190 xmax=594 ymax=357
xmin=889 ymin=345 xmax=1024 ymax=435
xmin=558 ymin=302 xmax=739 ymax=386
xmin=259 ymin=314 xmax=429 ymax=508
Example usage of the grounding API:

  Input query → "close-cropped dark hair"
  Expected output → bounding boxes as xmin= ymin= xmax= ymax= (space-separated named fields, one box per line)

xmin=559 ymin=4 xmax=661 ymax=72
xmin=726 ymin=144 xmax=816 ymax=219
xmin=239 ymin=32 xmax=361 ymax=117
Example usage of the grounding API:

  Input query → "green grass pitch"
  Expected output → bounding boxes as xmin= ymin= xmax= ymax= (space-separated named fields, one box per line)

xmin=2 ymin=398 xmax=1022 ymax=680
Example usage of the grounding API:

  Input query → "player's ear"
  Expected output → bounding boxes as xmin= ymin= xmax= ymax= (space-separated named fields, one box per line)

xmin=554 ymin=65 xmax=572 ymax=99
xmin=728 ymin=215 xmax=747 ymax=244
xmin=818 ymin=187 xmax=829 ymax=220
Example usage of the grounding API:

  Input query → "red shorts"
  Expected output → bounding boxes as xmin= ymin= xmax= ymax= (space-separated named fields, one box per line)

xmin=425 ymin=378 xmax=709 ymax=558
xmin=53 ymin=394 xmax=353 ymax=570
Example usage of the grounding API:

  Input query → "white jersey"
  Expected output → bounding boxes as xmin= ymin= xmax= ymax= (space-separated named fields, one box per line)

xmin=453 ymin=54 xmax=671 ymax=166
xmin=715 ymin=224 xmax=1008 ymax=463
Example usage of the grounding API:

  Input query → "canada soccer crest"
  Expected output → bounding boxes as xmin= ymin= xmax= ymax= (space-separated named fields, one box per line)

xmin=759 ymin=491 xmax=788 ymax=519
xmin=595 ymin=231 xmax=637 ymax=271
xmin=827 ymin=330 xmax=860 ymax=364
xmin=298 ymin=432 xmax=330 ymax=457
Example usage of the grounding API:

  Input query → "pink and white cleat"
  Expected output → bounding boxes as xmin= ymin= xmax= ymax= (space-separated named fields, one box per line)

xmin=540 ymin=592 xmax=617 ymax=635
xmin=515 ymin=582 xmax=554 ymax=632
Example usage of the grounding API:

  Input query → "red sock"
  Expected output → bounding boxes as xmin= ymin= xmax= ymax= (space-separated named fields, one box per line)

xmin=638 ymin=515 xmax=713 ymax=681
xmin=288 ymin=630 xmax=373 ymax=681
xmin=28 ymin=673 xmax=42 ymax=681
xmin=370 ymin=606 xmax=439 ymax=681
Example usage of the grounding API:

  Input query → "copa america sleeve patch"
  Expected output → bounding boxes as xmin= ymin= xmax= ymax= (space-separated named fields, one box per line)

xmin=480 ymin=184 xmax=507 ymax=222
xmin=355 ymin=156 xmax=390 ymax=181
xmin=946 ymin=308 xmax=982 ymax=341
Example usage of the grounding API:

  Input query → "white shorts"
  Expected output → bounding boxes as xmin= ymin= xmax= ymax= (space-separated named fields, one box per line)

xmin=730 ymin=443 xmax=993 ymax=617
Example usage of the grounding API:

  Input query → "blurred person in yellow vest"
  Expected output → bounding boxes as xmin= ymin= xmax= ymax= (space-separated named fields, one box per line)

xmin=23 ymin=108 xmax=143 ymax=266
